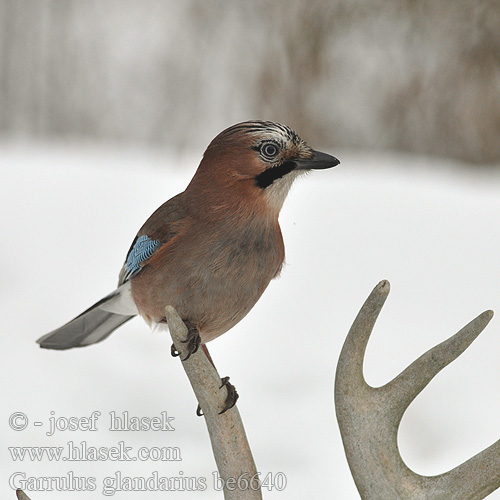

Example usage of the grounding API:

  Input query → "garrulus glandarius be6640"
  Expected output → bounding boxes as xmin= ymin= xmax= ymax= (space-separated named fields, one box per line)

xmin=38 ymin=121 xmax=339 ymax=354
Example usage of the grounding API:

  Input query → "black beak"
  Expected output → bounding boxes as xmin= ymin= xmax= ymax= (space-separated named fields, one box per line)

xmin=295 ymin=149 xmax=340 ymax=170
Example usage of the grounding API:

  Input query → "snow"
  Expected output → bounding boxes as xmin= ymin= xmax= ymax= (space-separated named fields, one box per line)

xmin=1 ymin=142 xmax=500 ymax=499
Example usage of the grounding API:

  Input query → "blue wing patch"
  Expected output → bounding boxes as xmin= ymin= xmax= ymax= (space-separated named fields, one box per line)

xmin=123 ymin=235 xmax=162 ymax=279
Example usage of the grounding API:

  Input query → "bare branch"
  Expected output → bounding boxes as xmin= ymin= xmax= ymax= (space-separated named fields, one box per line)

xmin=165 ymin=306 xmax=262 ymax=500
xmin=335 ymin=280 xmax=500 ymax=500
xmin=16 ymin=490 xmax=31 ymax=500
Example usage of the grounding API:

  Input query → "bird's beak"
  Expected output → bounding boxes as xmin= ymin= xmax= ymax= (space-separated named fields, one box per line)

xmin=295 ymin=150 xmax=340 ymax=170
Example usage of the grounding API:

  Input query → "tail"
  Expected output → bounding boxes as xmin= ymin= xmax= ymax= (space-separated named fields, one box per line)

xmin=37 ymin=286 xmax=137 ymax=350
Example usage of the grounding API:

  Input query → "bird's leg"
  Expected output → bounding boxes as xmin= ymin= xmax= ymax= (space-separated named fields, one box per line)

xmin=201 ymin=343 xmax=215 ymax=367
xmin=170 ymin=320 xmax=201 ymax=361
xmin=196 ymin=345 xmax=239 ymax=416
xmin=169 ymin=324 xmax=239 ymax=416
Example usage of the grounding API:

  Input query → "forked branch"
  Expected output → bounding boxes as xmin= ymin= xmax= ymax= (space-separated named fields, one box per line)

xmin=335 ymin=280 xmax=500 ymax=500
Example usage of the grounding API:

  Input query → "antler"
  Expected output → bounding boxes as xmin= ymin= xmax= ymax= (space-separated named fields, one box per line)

xmin=335 ymin=280 xmax=500 ymax=500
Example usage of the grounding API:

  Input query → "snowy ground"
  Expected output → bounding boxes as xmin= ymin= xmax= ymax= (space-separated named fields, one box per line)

xmin=1 ymin=142 xmax=500 ymax=499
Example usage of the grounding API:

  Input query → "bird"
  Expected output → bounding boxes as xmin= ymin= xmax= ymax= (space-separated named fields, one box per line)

xmin=37 ymin=120 xmax=339 ymax=354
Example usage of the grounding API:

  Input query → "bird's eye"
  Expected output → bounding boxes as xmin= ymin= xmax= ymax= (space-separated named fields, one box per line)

xmin=260 ymin=142 xmax=280 ymax=160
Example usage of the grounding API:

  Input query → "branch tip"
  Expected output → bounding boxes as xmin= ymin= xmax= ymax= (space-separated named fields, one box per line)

xmin=16 ymin=490 xmax=31 ymax=500
xmin=376 ymin=279 xmax=390 ymax=295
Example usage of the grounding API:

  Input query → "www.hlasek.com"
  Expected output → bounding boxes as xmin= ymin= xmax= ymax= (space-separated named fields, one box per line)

xmin=9 ymin=440 xmax=182 ymax=462
xmin=9 ymin=471 xmax=287 ymax=495
xmin=9 ymin=410 xmax=180 ymax=464
xmin=8 ymin=411 xmax=286 ymax=494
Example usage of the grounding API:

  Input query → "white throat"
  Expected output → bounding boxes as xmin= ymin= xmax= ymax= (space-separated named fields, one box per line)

xmin=263 ymin=169 xmax=305 ymax=213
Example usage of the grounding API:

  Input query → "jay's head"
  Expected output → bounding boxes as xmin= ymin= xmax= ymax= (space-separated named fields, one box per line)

xmin=189 ymin=120 xmax=339 ymax=214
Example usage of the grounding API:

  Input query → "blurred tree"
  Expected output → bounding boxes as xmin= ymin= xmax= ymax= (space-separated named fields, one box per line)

xmin=0 ymin=0 xmax=499 ymax=164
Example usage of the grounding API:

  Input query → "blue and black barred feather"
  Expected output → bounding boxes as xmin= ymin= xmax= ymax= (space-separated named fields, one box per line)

xmin=121 ymin=235 xmax=162 ymax=283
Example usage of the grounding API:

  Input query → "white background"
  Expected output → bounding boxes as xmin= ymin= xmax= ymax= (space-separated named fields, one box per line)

xmin=1 ymin=143 xmax=500 ymax=499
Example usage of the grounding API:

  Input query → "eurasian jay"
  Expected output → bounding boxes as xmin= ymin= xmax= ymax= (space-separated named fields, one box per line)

xmin=37 ymin=121 xmax=339 ymax=353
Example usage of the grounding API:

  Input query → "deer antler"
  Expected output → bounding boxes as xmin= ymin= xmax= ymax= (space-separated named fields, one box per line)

xmin=335 ymin=280 xmax=500 ymax=500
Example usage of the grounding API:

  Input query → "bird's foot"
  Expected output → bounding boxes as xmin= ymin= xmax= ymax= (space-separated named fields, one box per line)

xmin=196 ymin=377 xmax=239 ymax=416
xmin=170 ymin=321 xmax=201 ymax=361
xmin=219 ymin=376 xmax=239 ymax=414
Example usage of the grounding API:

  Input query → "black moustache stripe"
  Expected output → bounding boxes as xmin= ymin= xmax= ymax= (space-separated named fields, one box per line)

xmin=255 ymin=161 xmax=296 ymax=189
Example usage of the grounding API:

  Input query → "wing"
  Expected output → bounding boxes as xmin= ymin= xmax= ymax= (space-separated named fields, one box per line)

xmin=119 ymin=235 xmax=162 ymax=284
xmin=118 ymin=193 xmax=188 ymax=286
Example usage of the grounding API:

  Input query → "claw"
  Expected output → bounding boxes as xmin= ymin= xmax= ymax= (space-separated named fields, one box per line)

xmin=219 ymin=376 xmax=239 ymax=414
xmin=171 ymin=321 xmax=201 ymax=360
xmin=194 ymin=378 xmax=239 ymax=415
xmin=180 ymin=322 xmax=201 ymax=361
